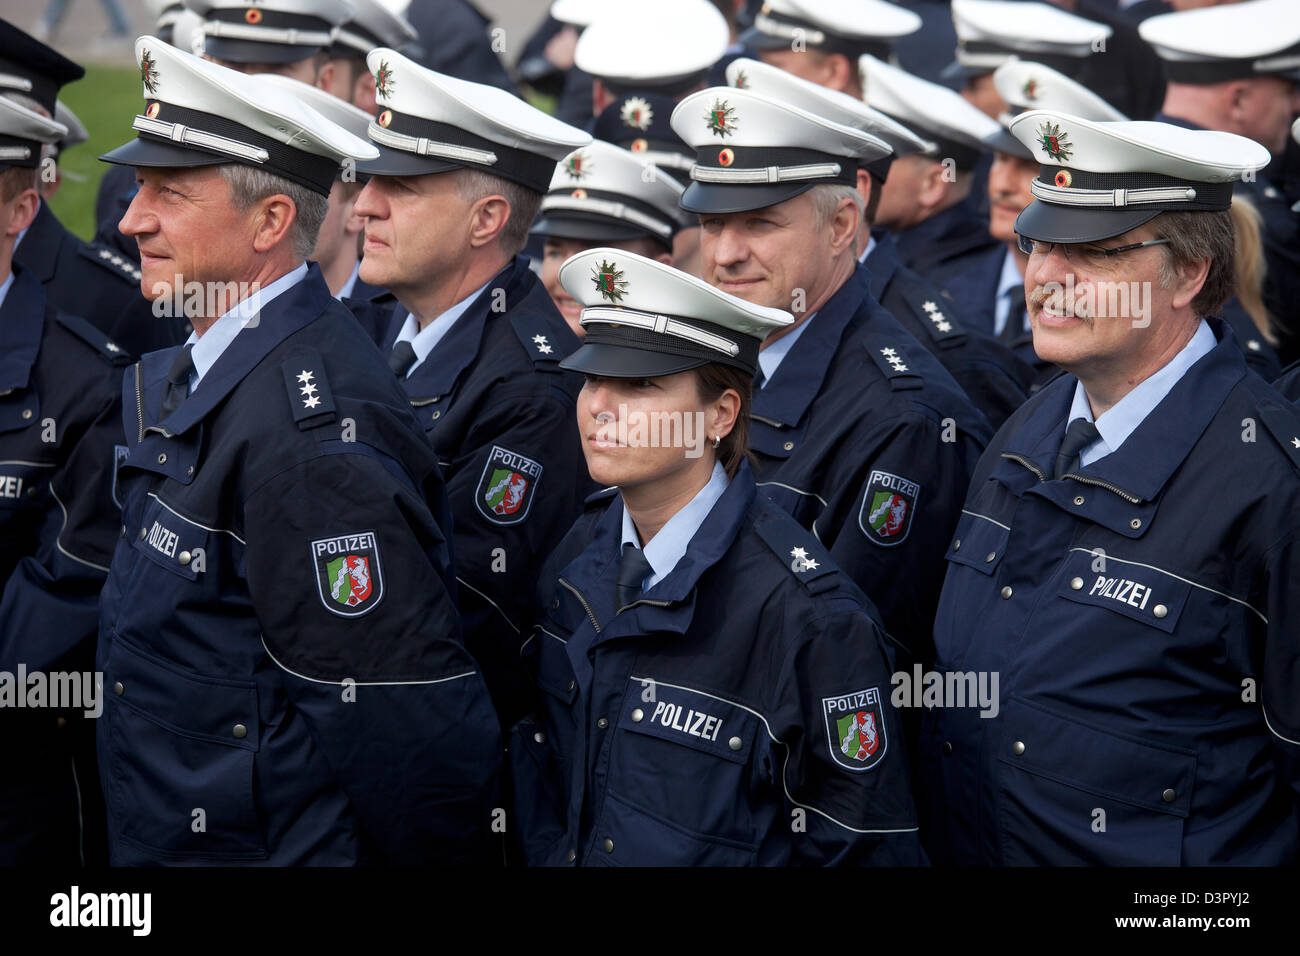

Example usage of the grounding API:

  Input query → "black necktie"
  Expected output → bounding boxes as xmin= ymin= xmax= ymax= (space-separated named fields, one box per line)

xmin=161 ymin=344 xmax=195 ymax=416
xmin=1000 ymin=284 xmax=1026 ymax=346
xmin=615 ymin=543 xmax=654 ymax=611
xmin=389 ymin=340 xmax=417 ymax=378
xmin=1055 ymin=417 xmax=1101 ymax=479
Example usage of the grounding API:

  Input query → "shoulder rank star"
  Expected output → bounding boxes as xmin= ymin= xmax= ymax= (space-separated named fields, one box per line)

xmin=705 ymin=98 xmax=737 ymax=138
xmin=620 ymin=96 xmax=653 ymax=131
xmin=592 ymin=260 xmax=628 ymax=303
xmin=790 ymin=546 xmax=819 ymax=573
xmin=140 ymin=49 xmax=159 ymax=94
xmin=297 ymin=369 xmax=320 ymax=408
xmin=532 ymin=334 xmax=553 ymax=355
xmin=375 ymin=60 xmax=395 ymax=99
xmin=1037 ymin=120 xmax=1073 ymax=163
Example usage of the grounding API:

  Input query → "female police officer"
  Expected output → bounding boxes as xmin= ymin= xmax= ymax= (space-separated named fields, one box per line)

xmin=509 ymin=248 xmax=925 ymax=866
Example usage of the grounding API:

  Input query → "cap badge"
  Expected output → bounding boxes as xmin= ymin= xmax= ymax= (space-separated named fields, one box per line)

xmin=245 ymin=7 xmax=262 ymax=23
xmin=375 ymin=59 xmax=395 ymax=100
xmin=630 ymin=138 xmax=648 ymax=153
xmin=1054 ymin=170 xmax=1072 ymax=188
xmin=140 ymin=49 xmax=159 ymax=95
xmin=564 ymin=151 xmax=590 ymax=181
xmin=377 ymin=109 xmax=393 ymax=128
xmin=718 ymin=148 xmax=735 ymax=167
xmin=1036 ymin=121 xmax=1073 ymax=163
xmin=706 ymin=98 xmax=737 ymax=138
xmin=733 ymin=69 xmax=749 ymax=90
xmin=571 ymin=188 xmax=588 ymax=199
xmin=1022 ymin=78 xmax=1039 ymax=101
xmin=592 ymin=259 xmax=628 ymax=303
xmin=145 ymin=101 xmax=161 ymax=119
xmin=620 ymin=96 xmax=653 ymax=131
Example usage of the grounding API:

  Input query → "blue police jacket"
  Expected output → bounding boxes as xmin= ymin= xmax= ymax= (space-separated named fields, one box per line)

xmin=510 ymin=461 xmax=927 ymax=866
xmin=96 ymin=265 xmax=500 ymax=865
xmin=748 ymin=263 xmax=992 ymax=664
xmin=920 ymin=319 xmax=1300 ymax=865
xmin=352 ymin=256 xmax=592 ymax=728
xmin=892 ymin=195 xmax=1001 ymax=289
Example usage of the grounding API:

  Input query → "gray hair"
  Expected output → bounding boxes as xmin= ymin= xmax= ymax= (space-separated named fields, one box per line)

xmin=452 ymin=168 xmax=543 ymax=257
xmin=217 ymin=163 xmax=328 ymax=260
xmin=808 ymin=183 xmax=864 ymax=232
xmin=1152 ymin=208 xmax=1236 ymax=319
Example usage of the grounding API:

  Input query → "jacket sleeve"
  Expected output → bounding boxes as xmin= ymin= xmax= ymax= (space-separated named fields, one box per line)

xmin=772 ymin=598 xmax=927 ymax=866
xmin=242 ymin=451 xmax=502 ymax=865
xmin=1263 ymin=526 xmax=1300 ymax=829
xmin=443 ymin=381 xmax=591 ymax=725
xmin=0 ymin=387 xmax=122 ymax=675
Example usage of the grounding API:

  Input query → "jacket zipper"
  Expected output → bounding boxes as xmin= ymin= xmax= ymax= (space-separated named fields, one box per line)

xmin=1001 ymin=452 xmax=1142 ymax=503
xmin=133 ymin=362 xmax=145 ymax=443
xmin=559 ymin=577 xmax=602 ymax=634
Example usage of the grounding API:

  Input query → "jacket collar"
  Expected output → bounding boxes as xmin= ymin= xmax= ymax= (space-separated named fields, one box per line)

xmin=0 ymin=265 xmax=46 ymax=394
xmin=12 ymin=201 xmax=61 ymax=284
xmin=135 ymin=263 xmax=332 ymax=438
xmin=753 ymin=263 xmax=871 ymax=428
xmin=892 ymin=195 xmax=984 ymax=257
xmin=864 ymin=229 xmax=901 ymax=301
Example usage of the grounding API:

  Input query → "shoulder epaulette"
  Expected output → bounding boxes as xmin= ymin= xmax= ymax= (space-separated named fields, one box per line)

xmin=281 ymin=349 xmax=337 ymax=430
xmin=863 ymin=337 xmax=924 ymax=391
xmin=79 ymin=243 xmax=142 ymax=285
xmin=754 ymin=513 xmax=838 ymax=594
xmin=910 ymin=297 xmax=966 ymax=347
xmin=509 ymin=311 xmax=563 ymax=367
xmin=54 ymin=311 xmax=132 ymax=366
xmin=1257 ymin=401 xmax=1300 ymax=473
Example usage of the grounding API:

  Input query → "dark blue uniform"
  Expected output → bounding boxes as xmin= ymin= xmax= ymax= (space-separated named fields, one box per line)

xmin=16 ymin=201 xmax=181 ymax=359
xmin=1276 ymin=359 xmax=1300 ymax=402
xmin=350 ymin=256 xmax=591 ymax=727
xmin=0 ymin=265 xmax=128 ymax=867
xmin=867 ymin=231 xmax=1033 ymax=427
xmin=919 ymin=320 xmax=1300 ymax=865
xmin=97 ymin=265 xmax=499 ymax=865
xmin=510 ymin=462 xmax=926 ymax=865
xmin=892 ymin=195 xmax=1001 ymax=290
xmin=749 ymin=264 xmax=992 ymax=664
xmin=404 ymin=0 xmax=517 ymax=93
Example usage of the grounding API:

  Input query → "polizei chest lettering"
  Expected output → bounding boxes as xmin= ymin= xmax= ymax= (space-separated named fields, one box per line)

xmin=1089 ymin=575 xmax=1153 ymax=610
xmin=147 ymin=520 xmax=179 ymax=558
xmin=649 ymin=700 xmax=724 ymax=741
xmin=0 ymin=475 xmax=23 ymax=499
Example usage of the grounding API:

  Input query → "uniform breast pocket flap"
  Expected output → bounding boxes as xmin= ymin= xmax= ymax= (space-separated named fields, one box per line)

xmin=945 ymin=511 xmax=1010 ymax=576
xmin=0 ymin=459 xmax=53 ymax=509
xmin=535 ymin=625 xmax=578 ymax=705
xmin=130 ymin=497 xmax=210 ymax=582
xmin=620 ymin=685 xmax=757 ymax=765
xmin=1057 ymin=550 xmax=1190 ymax=634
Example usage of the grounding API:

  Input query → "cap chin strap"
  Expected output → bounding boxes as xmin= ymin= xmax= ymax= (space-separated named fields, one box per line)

xmin=692 ymin=162 xmax=841 ymax=184
xmin=367 ymin=122 xmax=498 ymax=166
xmin=1030 ymin=177 xmax=1201 ymax=208
xmin=203 ymin=20 xmax=334 ymax=47
xmin=540 ymin=196 xmax=674 ymax=239
xmin=133 ymin=113 xmax=270 ymax=164
xmin=581 ymin=307 xmax=741 ymax=357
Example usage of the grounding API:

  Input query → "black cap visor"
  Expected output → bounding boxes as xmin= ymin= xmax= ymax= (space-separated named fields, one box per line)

xmin=559 ymin=342 xmax=713 ymax=378
xmin=355 ymin=142 xmax=462 ymax=178
xmin=1014 ymin=199 xmax=1162 ymax=245
xmin=99 ymin=136 xmax=231 ymax=169
xmin=204 ymin=36 xmax=322 ymax=65
xmin=531 ymin=212 xmax=663 ymax=245
xmin=679 ymin=179 xmax=814 ymax=215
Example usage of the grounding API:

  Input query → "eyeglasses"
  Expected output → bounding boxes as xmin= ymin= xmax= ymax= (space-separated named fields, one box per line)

xmin=1016 ymin=235 xmax=1171 ymax=267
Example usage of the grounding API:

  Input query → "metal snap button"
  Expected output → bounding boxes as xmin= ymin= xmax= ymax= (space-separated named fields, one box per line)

xmin=20 ymin=409 xmax=31 ymax=420
xmin=158 ymin=453 xmax=167 ymax=465
xmin=597 ymin=718 xmax=608 ymax=729
xmin=952 ymin=539 xmax=961 ymax=551
xmin=783 ymin=441 xmax=794 ymax=451
xmin=603 ymin=839 xmax=614 ymax=853
xmin=232 ymin=724 xmax=247 ymax=739
xmin=533 ymin=731 xmax=545 ymax=744
xmin=1073 ymin=495 xmax=1084 ymax=505
xmin=942 ymin=741 xmax=953 ymax=756
xmin=1070 ymin=577 xmax=1083 ymax=590
xmin=728 ymin=736 xmax=742 ymax=751
xmin=178 ymin=551 xmax=191 ymax=565
xmin=984 ymin=551 xmax=996 ymax=563
xmin=1153 ymin=605 xmax=1168 ymax=619
xmin=1000 ymin=586 xmax=1013 ymax=599
xmin=1012 ymin=741 xmax=1025 ymax=755
xmin=113 ymin=681 xmax=124 ymax=696
xmin=1162 ymin=788 xmax=1176 ymax=803
xmin=630 ymin=708 xmax=644 ymax=722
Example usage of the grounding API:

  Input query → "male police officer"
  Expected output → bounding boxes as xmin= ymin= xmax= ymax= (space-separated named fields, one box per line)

xmin=349 ymin=50 xmax=594 ymax=727
xmin=670 ymin=85 xmax=991 ymax=666
xmin=186 ymin=0 xmax=354 ymax=82
xmin=728 ymin=55 xmax=1033 ymax=427
xmin=921 ymin=109 xmax=1300 ymax=865
xmin=533 ymin=140 xmax=686 ymax=339
xmin=321 ymin=0 xmax=418 ymax=112
xmin=96 ymin=39 xmax=499 ymax=865
xmin=0 ymin=97 xmax=129 ymax=868
xmin=0 ymin=19 xmax=178 ymax=359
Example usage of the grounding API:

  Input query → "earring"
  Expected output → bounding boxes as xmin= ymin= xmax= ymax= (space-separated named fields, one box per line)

xmin=712 ymin=434 xmax=720 ymax=449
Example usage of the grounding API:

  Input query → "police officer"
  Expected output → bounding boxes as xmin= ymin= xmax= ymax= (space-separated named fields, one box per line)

xmin=185 ymin=0 xmax=354 ymax=81
xmin=860 ymin=54 xmax=1004 ymax=288
xmin=532 ymin=139 xmax=686 ymax=339
xmin=511 ymin=247 xmax=926 ymax=866
xmin=0 ymin=96 xmax=129 ymax=869
xmin=670 ymin=85 xmax=992 ymax=666
xmin=921 ymin=109 xmax=1300 ymax=865
xmin=96 ymin=39 xmax=499 ymax=865
xmin=0 ymin=19 xmax=180 ymax=359
xmin=1141 ymin=0 xmax=1300 ymax=365
xmin=321 ymin=0 xmax=418 ymax=112
xmin=727 ymin=55 xmax=1034 ymax=427
xmin=348 ymin=50 xmax=594 ymax=727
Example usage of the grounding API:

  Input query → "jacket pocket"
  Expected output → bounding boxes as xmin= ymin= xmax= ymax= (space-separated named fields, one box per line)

xmin=944 ymin=510 xmax=1010 ymax=576
xmin=105 ymin=636 xmax=266 ymax=861
xmin=1056 ymin=549 xmax=1190 ymax=634
xmin=995 ymin=696 xmax=1196 ymax=866
xmin=129 ymin=495 xmax=210 ymax=583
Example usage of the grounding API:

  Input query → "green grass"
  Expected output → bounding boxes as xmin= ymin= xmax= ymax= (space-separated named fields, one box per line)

xmin=48 ymin=64 xmax=144 ymax=241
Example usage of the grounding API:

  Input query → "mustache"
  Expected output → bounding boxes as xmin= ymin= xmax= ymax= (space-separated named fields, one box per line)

xmin=1029 ymin=284 xmax=1094 ymax=322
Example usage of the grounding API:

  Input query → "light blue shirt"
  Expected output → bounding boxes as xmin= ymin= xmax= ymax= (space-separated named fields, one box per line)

xmin=758 ymin=313 xmax=813 ymax=386
xmin=393 ymin=279 xmax=493 ymax=378
xmin=1066 ymin=319 xmax=1217 ymax=466
xmin=336 ymin=261 xmax=361 ymax=300
xmin=992 ymin=247 xmax=1026 ymax=337
xmin=619 ymin=461 xmax=729 ymax=593
xmin=856 ymin=233 xmax=877 ymax=264
xmin=187 ymin=263 xmax=308 ymax=389
xmin=0 ymin=269 xmax=14 ymax=312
